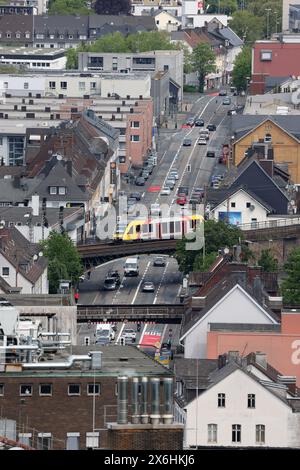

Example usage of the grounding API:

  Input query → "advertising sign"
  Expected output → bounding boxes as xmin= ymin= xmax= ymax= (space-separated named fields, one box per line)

xmin=218 ymin=211 xmax=242 ymax=226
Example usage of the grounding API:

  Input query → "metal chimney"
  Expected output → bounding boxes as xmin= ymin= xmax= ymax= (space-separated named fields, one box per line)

xmin=150 ymin=378 xmax=161 ymax=425
xmin=162 ymin=378 xmax=173 ymax=424
xmin=117 ymin=376 xmax=128 ymax=425
xmin=140 ymin=377 xmax=149 ymax=424
xmin=131 ymin=377 xmax=140 ymax=424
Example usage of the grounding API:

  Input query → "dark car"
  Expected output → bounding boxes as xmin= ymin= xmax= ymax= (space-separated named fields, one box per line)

xmin=219 ymin=89 xmax=227 ymax=96
xmin=207 ymin=124 xmax=216 ymax=131
xmin=206 ymin=151 xmax=216 ymax=158
xmin=107 ymin=270 xmax=121 ymax=284
xmin=195 ymin=118 xmax=204 ymax=127
xmin=177 ymin=186 xmax=189 ymax=195
xmin=129 ymin=192 xmax=141 ymax=201
xmin=135 ymin=177 xmax=145 ymax=186
xmin=153 ymin=257 xmax=166 ymax=267
xmin=183 ymin=138 xmax=192 ymax=146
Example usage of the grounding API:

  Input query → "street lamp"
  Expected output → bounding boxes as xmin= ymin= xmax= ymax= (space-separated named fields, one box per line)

xmin=265 ymin=8 xmax=272 ymax=39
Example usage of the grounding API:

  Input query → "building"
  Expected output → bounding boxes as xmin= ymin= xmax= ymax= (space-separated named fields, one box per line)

xmin=282 ymin=0 xmax=300 ymax=31
xmin=131 ymin=0 xmax=182 ymax=17
xmin=34 ymin=15 xmax=89 ymax=49
xmin=87 ymin=14 xmax=156 ymax=41
xmin=180 ymin=353 xmax=300 ymax=448
xmin=0 ymin=47 xmax=66 ymax=70
xmin=153 ymin=10 xmax=182 ymax=32
xmin=0 ymin=345 xmax=180 ymax=449
xmin=181 ymin=1 xmax=230 ymax=29
xmin=231 ymin=115 xmax=300 ymax=185
xmin=0 ymin=226 xmax=48 ymax=294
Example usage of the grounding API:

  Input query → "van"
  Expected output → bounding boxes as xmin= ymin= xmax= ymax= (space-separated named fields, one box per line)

xmin=124 ymin=257 xmax=139 ymax=276
xmin=95 ymin=324 xmax=115 ymax=344
xmin=200 ymin=129 xmax=210 ymax=140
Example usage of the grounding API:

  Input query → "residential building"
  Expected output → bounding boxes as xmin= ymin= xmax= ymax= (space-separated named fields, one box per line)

xmin=153 ymin=10 xmax=182 ymax=31
xmin=289 ymin=4 xmax=300 ymax=32
xmin=131 ymin=0 xmax=182 ymax=17
xmin=0 ymin=4 xmax=34 ymax=16
xmin=34 ymin=15 xmax=89 ymax=49
xmin=283 ymin=0 xmax=300 ymax=31
xmin=231 ymin=115 xmax=300 ymax=185
xmin=0 ymin=47 xmax=66 ymax=70
xmin=87 ymin=14 xmax=156 ymax=41
xmin=178 ymin=353 xmax=300 ymax=448
xmin=0 ymin=226 xmax=48 ymax=294
xmin=181 ymin=1 xmax=230 ymax=29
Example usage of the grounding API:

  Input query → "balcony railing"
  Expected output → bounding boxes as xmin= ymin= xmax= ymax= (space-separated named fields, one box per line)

xmin=239 ymin=217 xmax=300 ymax=231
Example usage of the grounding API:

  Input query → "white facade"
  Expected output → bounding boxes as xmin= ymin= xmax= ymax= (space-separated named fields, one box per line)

xmin=0 ymin=51 xmax=66 ymax=71
xmin=154 ymin=11 xmax=182 ymax=32
xmin=182 ymin=5 xmax=230 ymax=29
xmin=282 ymin=0 xmax=299 ymax=31
xmin=0 ymin=252 xmax=48 ymax=294
xmin=132 ymin=4 xmax=182 ymax=17
xmin=181 ymin=285 xmax=278 ymax=359
xmin=184 ymin=367 xmax=300 ymax=448
xmin=210 ymin=189 xmax=271 ymax=226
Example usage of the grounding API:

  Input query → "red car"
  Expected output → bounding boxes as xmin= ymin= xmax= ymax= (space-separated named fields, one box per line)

xmin=176 ymin=194 xmax=187 ymax=205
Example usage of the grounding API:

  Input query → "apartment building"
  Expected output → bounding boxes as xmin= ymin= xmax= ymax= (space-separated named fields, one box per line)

xmin=131 ymin=0 xmax=182 ymax=17
xmin=0 ymin=47 xmax=66 ymax=70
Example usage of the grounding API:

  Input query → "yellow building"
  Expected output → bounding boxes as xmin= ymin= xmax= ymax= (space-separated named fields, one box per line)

xmin=233 ymin=117 xmax=300 ymax=184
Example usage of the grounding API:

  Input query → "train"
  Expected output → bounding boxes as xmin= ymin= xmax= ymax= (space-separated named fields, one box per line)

xmin=113 ymin=214 xmax=203 ymax=242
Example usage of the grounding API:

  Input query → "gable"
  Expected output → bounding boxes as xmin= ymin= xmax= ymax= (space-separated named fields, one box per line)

xmin=212 ymin=188 xmax=270 ymax=213
xmin=235 ymin=119 xmax=300 ymax=147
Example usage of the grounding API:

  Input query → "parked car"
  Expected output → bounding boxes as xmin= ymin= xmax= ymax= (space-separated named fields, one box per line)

xmin=219 ymin=89 xmax=227 ymax=96
xmin=207 ymin=124 xmax=216 ymax=131
xmin=165 ymin=178 xmax=175 ymax=190
xmin=223 ymin=97 xmax=231 ymax=105
xmin=153 ymin=257 xmax=166 ymax=267
xmin=129 ymin=192 xmax=141 ymax=201
xmin=195 ymin=118 xmax=205 ymax=127
xmin=141 ymin=170 xmax=150 ymax=180
xmin=150 ymin=203 xmax=161 ymax=217
xmin=121 ymin=329 xmax=137 ymax=343
xmin=135 ymin=177 xmax=145 ymax=186
xmin=127 ymin=197 xmax=137 ymax=206
xmin=142 ymin=281 xmax=155 ymax=292
xmin=183 ymin=138 xmax=192 ymax=146
xmin=206 ymin=151 xmax=216 ymax=158
xmin=197 ymin=137 xmax=207 ymax=145
xmin=160 ymin=186 xmax=171 ymax=196
xmin=186 ymin=118 xmax=195 ymax=126
xmin=192 ymin=187 xmax=204 ymax=197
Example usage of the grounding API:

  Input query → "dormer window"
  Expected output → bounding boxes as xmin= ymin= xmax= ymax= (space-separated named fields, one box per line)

xmin=36 ymin=34 xmax=44 ymax=39
xmin=49 ymin=186 xmax=57 ymax=195
xmin=25 ymin=31 xmax=30 ymax=39
xmin=58 ymin=187 xmax=66 ymax=195
xmin=16 ymin=31 xmax=21 ymax=39
xmin=6 ymin=32 xmax=11 ymax=38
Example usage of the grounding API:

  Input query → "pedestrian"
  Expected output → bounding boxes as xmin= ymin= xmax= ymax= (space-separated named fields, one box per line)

xmin=74 ymin=290 xmax=79 ymax=304
xmin=87 ymin=270 xmax=91 ymax=280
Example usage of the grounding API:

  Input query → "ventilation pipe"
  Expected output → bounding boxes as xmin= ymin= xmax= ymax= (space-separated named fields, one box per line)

xmin=162 ymin=378 xmax=173 ymax=424
xmin=150 ymin=378 xmax=161 ymax=425
xmin=117 ymin=376 xmax=128 ymax=425
xmin=22 ymin=355 xmax=91 ymax=369
xmin=140 ymin=377 xmax=149 ymax=424
xmin=131 ymin=377 xmax=140 ymax=424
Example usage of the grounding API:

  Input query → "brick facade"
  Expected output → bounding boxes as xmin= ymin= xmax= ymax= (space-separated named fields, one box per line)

xmin=107 ymin=424 xmax=184 ymax=450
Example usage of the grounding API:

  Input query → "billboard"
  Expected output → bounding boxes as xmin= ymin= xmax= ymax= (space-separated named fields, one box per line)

xmin=218 ymin=211 xmax=242 ymax=226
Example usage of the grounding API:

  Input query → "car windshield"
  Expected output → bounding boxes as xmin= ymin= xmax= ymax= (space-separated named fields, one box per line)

xmin=124 ymin=329 xmax=134 ymax=334
xmin=105 ymin=278 xmax=115 ymax=285
xmin=98 ymin=330 xmax=110 ymax=337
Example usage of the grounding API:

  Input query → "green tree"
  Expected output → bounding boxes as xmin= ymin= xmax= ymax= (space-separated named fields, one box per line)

xmin=190 ymin=43 xmax=216 ymax=93
xmin=41 ymin=231 xmax=83 ymax=294
xmin=207 ymin=0 xmax=238 ymax=14
xmin=193 ymin=252 xmax=218 ymax=272
xmin=281 ymin=248 xmax=300 ymax=305
xmin=258 ymin=249 xmax=278 ymax=272
xmin=229 ymin=11 xmax=264 ymax=44
xmin=66 ymin=47 xmax=78 ymax=69
xmin=175 ymin=220 xmax=242 ymax=274
xmin=90 ymin=32 xmax=130 ymax=53
xmin=232 ymin=46 xmax=251 ymax=92
xmin=48 ymin=0 xmax=90 ymax=15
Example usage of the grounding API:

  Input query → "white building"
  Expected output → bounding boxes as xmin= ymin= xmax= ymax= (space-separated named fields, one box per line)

xmin=180 ymin=283 xmax=279 ymax=359
xmin=183 ymin=359 xmax=300 ymax=448
xmin=0 ymin=48 xmax=66 ymax=70
xmin=153 ymin=10 xmax=182 ymax=31
xmin=182 ymin=1 xmax=230 ymax=29
xmin=131 ymin=0 xmax=182 ymax=17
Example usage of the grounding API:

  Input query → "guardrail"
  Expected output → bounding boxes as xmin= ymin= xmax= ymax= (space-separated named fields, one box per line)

xmin=77 ymin=239 xmax=177 ymax=259
xmin=239 ymin=217 xmax=300 ymax=232
xmin=77 ymin=304 xmax=185 ymax=322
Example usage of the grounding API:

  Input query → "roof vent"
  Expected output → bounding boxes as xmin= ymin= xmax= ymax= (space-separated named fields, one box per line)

xmin=119 ymin=357 xmax=128 ymax=362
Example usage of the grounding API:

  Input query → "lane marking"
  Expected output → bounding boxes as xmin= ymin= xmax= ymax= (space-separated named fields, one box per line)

xmin=115 ymin=322 xmax=125 ymax=344
xmin=153 ymin=261 xmax=169 ymax=304
xmin=131 ymin=260 xmax=151 ymax=305
xmin=138 ymin=322 xmax=148 ymax=346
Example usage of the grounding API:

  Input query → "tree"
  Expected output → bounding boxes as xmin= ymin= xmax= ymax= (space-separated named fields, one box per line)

xmin=206 ymin=0 xmax=238 ymax=14
xmin=94 ymin=0 xmax=131 ymax=15
xmin=193 ymin=252 xmax=218 ymax=272
xmin=229 ymin=11 xmax=264 ymax=44
xmin=175 ymin=220 xmax=242 ymax=274
xmin=66 ymin=47 xmax=78 ymax=69
xmin=281 ymin=248 xmax=300 ymax=305
xmin=41 ymin=231 xmax=83 ymax=294
xmin=232 ymin=46 xmax=251 ymax=92
xmin=48 ymin=0 xmax=90 ymax=15
xmin=90 ymin=32 xmax=130 ymax=53
xmin=258 ymin=249 xmax=278 ymax=272
xmin=190 ymin=43 xmax=216 ymax=93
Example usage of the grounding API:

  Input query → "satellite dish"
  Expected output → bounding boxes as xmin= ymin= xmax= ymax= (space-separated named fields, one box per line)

xmin=33 ymin=254 xmax=38 ymax=261
xmin=56 ymin=154 xmax=62 ymax=161
xmin=223 ymin=247 xmax=230 ymax=254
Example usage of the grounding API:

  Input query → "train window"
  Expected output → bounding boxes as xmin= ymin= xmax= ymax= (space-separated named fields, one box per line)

xmin=149 ymin=224 xmax=152 ymax=233
xmin=175 ymin=221 xmax=181 ymax=232
xmin=170 ymin=221 xmax=175 ymax=234
xmin=128 ymin=226 xmax=134 ymax=235
xmin=162 ymin=222 xmax=168 ymax=233
xmin=142 ymin=224 xmax=149 ymax=233
xmin=136 ymin=225 xmax=141 ymax=233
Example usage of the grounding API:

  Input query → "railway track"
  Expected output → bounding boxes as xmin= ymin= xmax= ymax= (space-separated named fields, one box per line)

xmin=77 ymin=239 xmax=178 ymax=259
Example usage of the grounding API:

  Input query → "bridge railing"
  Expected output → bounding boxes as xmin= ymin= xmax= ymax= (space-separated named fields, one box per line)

xmin=238 ymin=217 xmax=300 ymax=232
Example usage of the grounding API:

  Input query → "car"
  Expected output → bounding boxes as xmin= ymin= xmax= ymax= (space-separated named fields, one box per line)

xmin=160 ymin=186 xmax=171 ymax=196
xmin=189 ymin=197 xmax=201 ymax=207
xmin=177 ymin=194 xmax=187 ymax=205
xmin=227 ymin=109 xmax=236 ymax=116
xmin=127 ymin=197 xmax=137 ymax=206
xmin=169 ymin=171 xmax=179 ymax=180
xmin=183 ymin=138 xmax=192 ymax=146
xmin=153 ymin=256 xmax=166 ymax=267
xmin=135 ymin=177 xmax=145 ymax=186
xmin=121 ymin=329 xmax=137 ymax=343
xmin=206 ymin=151 xmax=216 ymax=158
xmin=150 ymin=203 xmax=161 ymax=216
xmin=141 ymin=170 xmax=150 ymax=180
xmin=195 ymin=118 xmax=205 ymax=127
xmin=177 ymin=186 xmax=189 ymax=195
xmin=186 ymin=118 xmax=195 ymax=126
xmin=223 ymin=97 xmax=231 ymax=105
xmin=103 ymin=277 xmax=118 ymax=290
xmin=219 ymin=89 xmax=227 ymax=96
xmin=207 ymin=124 xmax=216 ymax=131
xmin=142 ymin=281 xmax=155 ymax=292
xmin=199 ymin=130 xmax=210 ymax=140
xmin=143 ymin=164 xmax=153 ymax=174
xmin=165 ymin=178 xmax=175 ymax=190
xmin=107 ymin=270 xmax=121 ymax=284
xmin=192 ymin=187 xmax=204 ymax=197
xmin=129 ymin=192 xmax=141 ymax=201
xmin=79 ymin=274 xmax=85 ymax=282
xmin=197 ymin=137 xmax=207 ymax=145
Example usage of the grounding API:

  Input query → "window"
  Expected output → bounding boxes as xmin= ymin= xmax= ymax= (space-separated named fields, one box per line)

xmin=49 ymin=81 xmax=56 ymax=89
xmin=79 ymin=81 xmax=85 ymax=90
xmin=231 ymin=202 xmax=236 ymax=208
xmin=66 ymin=433 xmax=80 ymax=450
xmin=218 ymin=393 xmax=225 ymax=407
xmin=20 ymin=384 xmax=32 ymax=396
xmin=86 ymin=432 xmax=99 ymax=449
xmin=90 ymin=82 xmax=96 ymax=90
xmin=131 ymin=121 xmax=140 ymax=128
xmin=37 ymin=433 xmax=52 ymax=450
xmin=4 ymin=82 xmax=8 ymax=89
xmin=119 ymin=156 xmax=126 ymax=163
xmin=59 ymin=34 xmax=64 ymax=39
xmin=79 ymin=35 xmax=87 ymax=40
xmin=260 ymin=50 xmax=272 ymax=61
xmin=208 ymin=424 xmax=217 ymax=443
xmin=39 ymin=384 xmax=52 ymax=396
xmin=232 ymin=424 xmax=241 ymax=443
xmin=8 ymin=136 xmax=24 ymax=165
xmin=49 ymin=34 xmax=54 ymax=39
xmin=246 ymin=202 xmax=251 ymax=208
xmin=25 ymin=32 xmax=30 ymax=39
xmin=0 ymin=384 xmax=4 ymax=396
xmin=87 ymin=384 xmax=100 ymax=396
xmin=24 ymin=82 xmax=29 ymax=89
xmin=60 ymin=81 xmax=67 ymax=90
xmin=256 ymin=424 xmax=265 ymax=444
xmin=49 ymin=186 xmax=57 ymax=195
xmin=36 ymin=34 xmax=44 ymax=39
xmin=68 ymin=384 xmax=80 ymax=395
xmin=18 ymin=433 xmax=32 ymax=446
xmin=6 ymin=32 xmax=11 ymax=38
xmin=58 ymin=186 xmax=66 ymax=195
xmin=2 ymin=267 xmax=9 ymax=277
xmin=16 ymin=32 xmax=21 ymax=39
xmin=0 ymin=138 xmax=3 ymax=146
xmin=248 ymin=394 xmax=256 ymax=408
xmin=265 ymin=133 xmax=272 ymax=142
xmin=130 ymin=135 xmax=140 ymax=142
xmin=68 ymin=35 xmax=73 ymax=39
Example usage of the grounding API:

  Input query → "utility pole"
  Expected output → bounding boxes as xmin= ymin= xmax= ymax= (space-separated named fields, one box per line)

xmin=274 ymin=11 xmax=278 ymax=34
xmin=265 ymin=8 xmax=272 ymax=39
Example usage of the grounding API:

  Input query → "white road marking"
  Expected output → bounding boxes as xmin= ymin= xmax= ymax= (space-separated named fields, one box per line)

xmin=115 ymin=322 xmax=126 ymax=344
xmin=131 ymin=260 xmax=151 ymax=304
xmin=153 ymin=261 xmax=169 ymax=304
xmin=138 ymin=322 xmax=148 ymax=346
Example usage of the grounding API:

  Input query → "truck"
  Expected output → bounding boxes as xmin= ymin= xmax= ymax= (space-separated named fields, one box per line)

xmin=124 ymin=257 xmax=139 ymax=277
xmin=95 ymin=324 xmax=115 ymax=345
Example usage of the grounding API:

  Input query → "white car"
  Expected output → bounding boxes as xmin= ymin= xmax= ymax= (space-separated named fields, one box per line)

xmin=160 ymin=186 xmax=171 ymax=196
xmin=169 ymin=171 xmax=179 ymax=180
xmin=198 ymin=138 xmax=207 ymax=145
xmin=150 ymin=203 xmax=161 ymax=216
xmin=121 ymin=329 xmax=137 ymax=343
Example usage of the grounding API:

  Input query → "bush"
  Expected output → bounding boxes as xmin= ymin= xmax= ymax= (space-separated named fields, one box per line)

xmin=183 ymin=85 xmax=198 ymax=93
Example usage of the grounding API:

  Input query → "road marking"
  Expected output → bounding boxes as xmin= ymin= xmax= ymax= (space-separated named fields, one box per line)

xmin=138 ymin=322 xmax=148 ymax=346
xmin=115 ymin=322 xmax=125 ymax=344
xmin=141 ymin=192 xmax=145 ymax=198
xmin=153 ymin=261 xmax=169 ymax=304
xmin=131 ymin=260 xmax=151 ymax=304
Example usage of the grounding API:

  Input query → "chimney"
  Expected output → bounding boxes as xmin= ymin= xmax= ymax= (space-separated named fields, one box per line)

xmin=140 ymin=377 xmax=149 ymax=424
xmin=277 ymin=376 xmax=297 ymax=395
xmin=150 ymin=378 xmax=160 ymax=425
xmin=255 ymin=352 xmax=267 ymax=370
xmin=90 ymin=351 xmax=102 ymax=369
xmin=117 ymin=376 xmax=128 ymax=425
xmin=253 ymin=276 xmax=263 ymax=304
xmin=66 ymin=161 xmax=72 ymax=177
xmin=162 ymin=378 xmax=173 ymax=424
xmin=131 ymin=377 xmax=140 ymax=424
xmin=227 ymin=351 xmax=240 ymax=363
xmin=31 ymin=193 xmax=40 ymax=217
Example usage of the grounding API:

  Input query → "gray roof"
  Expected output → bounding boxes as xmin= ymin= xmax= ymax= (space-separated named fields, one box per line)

xmin=0 ymin=178 xmax=38 ymax=204
xmin=88 ymin=15 xmax=156 ymax=30
xmin=35 ymin=15 xmax=89 ymax=34
xmin=216 ymin=27 xmax=243 ymax=47
xmin=265 ymin=76 xmax=290 ymax=89
xmin=173 ymin=357 xmax=218 ymax=389
xmin=0 ymin=206 xmax=81 ymax=228
xmin=231 ymin=115 xmax=300 ymax=142
xmin=210 ymin=185 xmax=275 ymax=213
